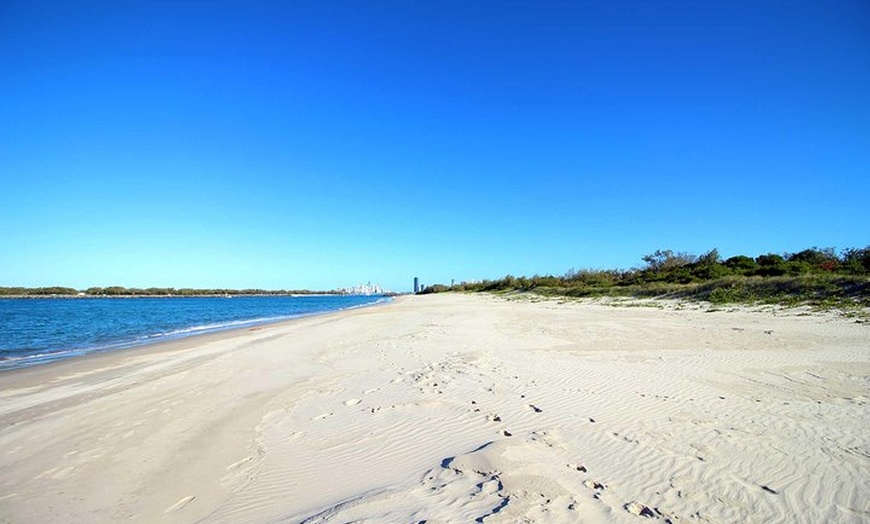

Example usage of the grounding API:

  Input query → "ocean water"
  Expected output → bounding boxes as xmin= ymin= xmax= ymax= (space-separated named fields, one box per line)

xmin=0 ymin=295 xmax=389 ymax=371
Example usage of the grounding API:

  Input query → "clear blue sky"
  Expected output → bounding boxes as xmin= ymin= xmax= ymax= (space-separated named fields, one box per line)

xmin=2 ymin=1 xmax=868 ymax=292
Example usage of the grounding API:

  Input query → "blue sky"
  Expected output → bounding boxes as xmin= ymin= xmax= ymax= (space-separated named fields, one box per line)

xmin=1 ymin=1 xmax=868 ymax=292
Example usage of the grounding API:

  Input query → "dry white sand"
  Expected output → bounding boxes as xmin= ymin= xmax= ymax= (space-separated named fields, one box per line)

xmin=0 ymin=293 xmax=867 ymax=523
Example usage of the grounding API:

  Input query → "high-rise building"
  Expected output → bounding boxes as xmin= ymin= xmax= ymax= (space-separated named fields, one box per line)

xmin=338 ymin=283 xmax=384 ymax=295
xmin=413 ymin=277 xmax=419 ymax=294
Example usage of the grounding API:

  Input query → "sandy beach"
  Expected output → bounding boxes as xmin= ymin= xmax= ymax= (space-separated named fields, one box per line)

xmin=0 ymin=293 xmax=867 ymax=523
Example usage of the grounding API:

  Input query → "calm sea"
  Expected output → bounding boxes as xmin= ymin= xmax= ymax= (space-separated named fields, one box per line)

xmin=0 ymin=295 xmax=389 ymax=371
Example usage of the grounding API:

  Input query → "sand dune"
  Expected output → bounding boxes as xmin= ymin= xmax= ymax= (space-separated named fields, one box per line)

xmin=1 ymin=294 xmax=867 ymax=523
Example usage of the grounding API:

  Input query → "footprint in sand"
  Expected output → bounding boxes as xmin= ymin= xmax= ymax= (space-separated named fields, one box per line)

xmin=584 ymin=479 xmax=606 ymax=491
xmin=624 ymin=501 xmax=656 ymax=518
xmin=225 ymin=451 xmax=261 ymax=472
xmin=343 ymin=398 xmax=362 ymax=406
xmin=165 ymin=495 xmax=196 ymax=513
xmin=312 ymin=412 xmax=333 ymax=421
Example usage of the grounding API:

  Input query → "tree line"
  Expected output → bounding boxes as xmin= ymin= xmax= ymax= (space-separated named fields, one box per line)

xmin=421 ymin=246 xmax=870 ymax=306
xmin=0 ymin=286 xmax=341 ymax=297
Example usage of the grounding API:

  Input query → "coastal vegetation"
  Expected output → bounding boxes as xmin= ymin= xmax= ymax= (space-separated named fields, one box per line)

xmin=422 ymin=246 xmax=870 ymax=310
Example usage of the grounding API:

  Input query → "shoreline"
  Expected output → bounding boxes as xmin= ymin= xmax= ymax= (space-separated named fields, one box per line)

xmin=0 ymin=295 xmax=395 ymax=375
xmin=1 ymin=293 xmax=866 ymax=523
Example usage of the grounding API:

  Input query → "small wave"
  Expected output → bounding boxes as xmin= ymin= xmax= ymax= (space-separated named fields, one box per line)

xmin=145 ymin=316 xmax=299 ymax=339
xmin=341 ymin=296 xmax=393 ymax=310
xmin=0 ymin=348 xmax=86 ymax=369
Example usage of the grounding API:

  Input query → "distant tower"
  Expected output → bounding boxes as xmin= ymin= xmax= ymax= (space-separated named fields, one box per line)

xmin=413 ymin=277 xmax=419 ymax=294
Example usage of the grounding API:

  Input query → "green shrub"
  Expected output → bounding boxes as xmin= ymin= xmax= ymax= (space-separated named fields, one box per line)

xmin=708 ymin=286 xmax=748 ymax=303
